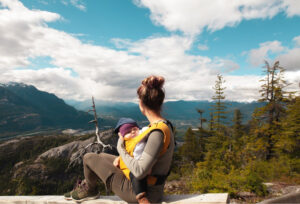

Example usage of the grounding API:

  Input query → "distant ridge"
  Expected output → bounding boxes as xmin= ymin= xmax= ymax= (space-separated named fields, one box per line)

xmin=0 ymin=82 xmax=265 ymax=139
xmin=67 ymin=99 xmax=265 ymax=128
xmin=0 ymin=83 xmax=97 ymax=139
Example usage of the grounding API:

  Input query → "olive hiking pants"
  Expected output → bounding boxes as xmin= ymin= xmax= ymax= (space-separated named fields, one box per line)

xmin=83 ymin=152 xmax=138 ymax=203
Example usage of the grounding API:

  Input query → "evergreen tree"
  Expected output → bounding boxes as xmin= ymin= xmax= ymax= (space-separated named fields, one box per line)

xmin=258 ymin=61 xmax=290 ymax=125
xmin=275 ymin=96 xmax=300 ymax=158
xmin=251 ymin=61 xmax=292 ymax=160
xmin=230 ymin=109 xmax=245 ymax=160
xmin=179 ymin=127 xmax=202 ymax=162
xmin=209 ymin=112 xmax=214 ymax=131
xmin=232 ymin=109 xmax=243 ymax=141
xmin=211 ymin=74 xmax=227 ymax=131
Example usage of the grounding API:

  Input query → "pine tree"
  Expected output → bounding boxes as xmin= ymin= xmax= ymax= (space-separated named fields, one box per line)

xmin=232 ymin=109 xmax=243 ymax=141
xmin=258 ymin=61 xmax=290 ymax=124
xmin=209 ymin=112 xmax=214 ymax=131
xmin=252 ymin=60 xmax=292 ymax=160
xmin=211 ymin=74 xmax=227 ymax=131
xmin=179 ymin=127 xmax=202 ymax=162
xmin=275 ymin=96 xmax=300 ymax=158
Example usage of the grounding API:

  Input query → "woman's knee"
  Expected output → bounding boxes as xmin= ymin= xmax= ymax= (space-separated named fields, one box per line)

xmin=83 ymin=152 xmax=98 ymax=165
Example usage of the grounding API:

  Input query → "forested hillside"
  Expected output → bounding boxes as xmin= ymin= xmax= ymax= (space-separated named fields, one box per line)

xmin=171 ymin=61 xmax=300 ymax=202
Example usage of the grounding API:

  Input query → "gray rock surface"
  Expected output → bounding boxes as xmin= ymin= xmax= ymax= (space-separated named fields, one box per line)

xmin=0 ymin=193 xmax=229 ymax=204
xmin=35 ymin=137 xmax=95 ymax=162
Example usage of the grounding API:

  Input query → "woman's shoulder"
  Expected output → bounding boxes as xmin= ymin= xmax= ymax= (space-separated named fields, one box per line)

xmin=147 ymin=129 xmax=164 ymax=143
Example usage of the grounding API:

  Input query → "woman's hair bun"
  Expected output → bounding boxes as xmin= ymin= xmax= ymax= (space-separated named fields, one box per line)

xmin=137 ymin=75 xmax=165 ymax=112
xmin=142 ymin=75 xmax=165 ymax=89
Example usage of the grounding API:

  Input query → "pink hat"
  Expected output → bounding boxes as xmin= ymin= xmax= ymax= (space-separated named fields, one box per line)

xmin=119 ymin=123 xmax=138 ymax=137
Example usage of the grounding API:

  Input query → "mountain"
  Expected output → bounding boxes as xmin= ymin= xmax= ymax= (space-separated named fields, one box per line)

xmin=0 ymin=82 xmax=264 ymax=139
xmin=0 ymin=83 xmax=96 ymax=139
xmin=162 ymin=100 xmax=264 ymax=121
xmin=67 ymin=99 xmax=265 ymax=128
xmin=67 ymin=99 xmax=144 ymax=120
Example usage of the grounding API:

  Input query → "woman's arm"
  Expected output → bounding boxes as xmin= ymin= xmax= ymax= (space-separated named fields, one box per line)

xmin=117 ymin=130 xmax=164 ymax=179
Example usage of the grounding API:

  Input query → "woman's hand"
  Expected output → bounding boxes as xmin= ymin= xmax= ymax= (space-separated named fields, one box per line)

xmin=117 ymin=132 xmax=125 ymax=149
xmin=113 ymin=156 xmax=120 ymax=168
xmin=118 ymin=132 xmax=124 ymax=142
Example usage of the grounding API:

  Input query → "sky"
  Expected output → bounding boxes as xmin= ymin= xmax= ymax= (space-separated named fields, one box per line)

xmin=0 ymin=0 xmax=300 ymax=102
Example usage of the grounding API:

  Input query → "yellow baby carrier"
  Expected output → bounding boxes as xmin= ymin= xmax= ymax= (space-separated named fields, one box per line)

xmin=119 ymin=120 xmax=171 ymax=185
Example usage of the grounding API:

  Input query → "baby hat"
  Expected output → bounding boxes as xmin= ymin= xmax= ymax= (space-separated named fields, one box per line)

xmin=114 ymin=117 xmax=139 ymax=133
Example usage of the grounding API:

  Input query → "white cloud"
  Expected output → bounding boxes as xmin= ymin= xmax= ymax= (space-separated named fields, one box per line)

xmin=293 ymin=35 xmax=300 ymax=47
xmin=0 ymin=0 xmax=60 ymax=70
xmin=134 ymin=0 xmax=300 ymax=36
xmin=197 ymin=44 xmax=209 ymax=51
xmin=61 ymin=0 xmax=86 ymax=11
xmin=248 ymin=41 xmax=285 ymax=67
xmin=275 ymin=36 xmax=300 ymax=71
xmin=225 ymin=75 xmax=262 ymax=102
xmin=277 ymin=48 xmax=300 ymax=71
xmin=0 ymin=0 xmax=299 ymax=103
xmin=246 ymin=37 xmax=300 ymax=71
xmin=282 ymin=0 xmax=300 ymax=17
xmin=210 ymin=58 xmax=240 ymax=73
xmin=70 ymin=0 xmax=86 ymax=11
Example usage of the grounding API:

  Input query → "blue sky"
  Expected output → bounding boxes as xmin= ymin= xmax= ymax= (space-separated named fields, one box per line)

xmin=0 ymin=0 xmax=300 ymax=102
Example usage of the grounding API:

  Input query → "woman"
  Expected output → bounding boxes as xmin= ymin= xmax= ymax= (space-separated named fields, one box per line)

xmin=66 ymin=75 xmax=175 ymax=203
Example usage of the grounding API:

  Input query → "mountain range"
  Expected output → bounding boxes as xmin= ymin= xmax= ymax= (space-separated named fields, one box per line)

xmin=0 ymin=82 xmax=264 ymax=140
xmin=66 ymin=98 xmax=265 ymax=129
xmin=0 ymin=83 xmax=94 ymax=139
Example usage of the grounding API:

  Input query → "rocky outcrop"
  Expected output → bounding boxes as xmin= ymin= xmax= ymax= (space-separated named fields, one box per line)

xmin=35 ymin=129 xmax=117 ymax=162
xmin=4 ymin=129 xmax=118 ymax=195
xmin=35 ymin=137 xmax=95 ymax=162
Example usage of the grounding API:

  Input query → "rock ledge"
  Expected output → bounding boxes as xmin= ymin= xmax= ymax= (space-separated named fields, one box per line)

xmin=0 ymin=194 xmax=229 ymax=204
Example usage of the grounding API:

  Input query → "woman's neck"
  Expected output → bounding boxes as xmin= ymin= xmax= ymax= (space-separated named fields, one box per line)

xmin=145 ymin=110 xmax=164 ymax=124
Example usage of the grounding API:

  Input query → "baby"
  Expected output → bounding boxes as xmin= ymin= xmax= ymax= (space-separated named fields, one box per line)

xmin=114 ymin=118 xmax=150 ymax=204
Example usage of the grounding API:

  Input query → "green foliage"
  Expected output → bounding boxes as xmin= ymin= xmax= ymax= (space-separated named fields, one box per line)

xmin=174 ymin=61 xmax=300 ymax=199
xmin=232 ymin=109 xmax=243 ymax=140
xmin=211 ymin=74 xmax=227 ymax=130
xmin=167 ymin=172 xmax=181 ymax=181
xmin=274 ymin=96 xmax=300 ymax=158
xmin=251 ymin=61 xmax=294 ymax=160
xmin=179 ymin=128 xmax=206 ymax=163
xmin=43 ymin=157 xmax=69 ymax=177
xmin=190 ymin=160 xmax=285 ymax=196
xmin=245 ymin=172 xmax=267 ymax=196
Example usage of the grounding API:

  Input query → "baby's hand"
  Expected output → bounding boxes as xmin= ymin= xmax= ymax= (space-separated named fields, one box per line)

xmin=113 ymin=156 xmax=120 ymax=168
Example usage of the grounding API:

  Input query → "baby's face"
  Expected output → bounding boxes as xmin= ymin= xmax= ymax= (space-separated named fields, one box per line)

xmin=123 ymin=126 xmax=139 ymax=139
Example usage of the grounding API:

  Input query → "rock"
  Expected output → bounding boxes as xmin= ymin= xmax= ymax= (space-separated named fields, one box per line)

xmin=0 ymin=194 xmax=230 ymax=204
xmin=35 ymin=129 xmax=118 ymax=164
xmin=35 ymin=137 xmax=95 ymax=162
xmin=14 ymin=161 xmax=24 ymax=169
xmin=281 ymin=185 xmax=300 ymax=195
xmin=6 ymin=129 xmax=118 ymax=195
xmin=236 ymin=191 xmax=256 ymax=198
